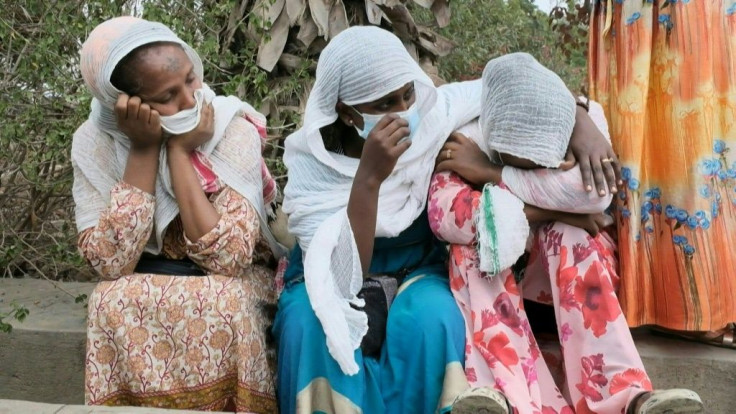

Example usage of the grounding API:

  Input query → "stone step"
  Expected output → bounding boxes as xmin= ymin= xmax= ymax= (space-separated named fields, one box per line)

xmin=0 ymin=400 xmax=228 ymax=413
xmin=1 ymin=278 xmax=735 ymax=413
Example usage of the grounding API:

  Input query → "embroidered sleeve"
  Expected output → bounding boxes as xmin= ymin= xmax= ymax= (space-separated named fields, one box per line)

xmin=77 ymin=181 xmax=155 ymax=280
xmin=428 ymin=171 xmax=482 ymax=245
xmin=186 ymin=186 xmax=260 ymax=277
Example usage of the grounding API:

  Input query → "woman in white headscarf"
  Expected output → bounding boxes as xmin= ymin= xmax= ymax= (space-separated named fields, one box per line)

xmin=429 ymin=53 xmax=703 ymax=414
xmin=74 ymin=16 xmax=284 ymax=411
xmin=272 ymin=28 xmax=624 ymax=414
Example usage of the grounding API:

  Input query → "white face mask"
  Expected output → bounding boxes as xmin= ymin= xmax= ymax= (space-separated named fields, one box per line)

xmin=352 ymin=103 xmax=422 ymax=141
xmin=160 ymin=88 xmax=215 ymax=135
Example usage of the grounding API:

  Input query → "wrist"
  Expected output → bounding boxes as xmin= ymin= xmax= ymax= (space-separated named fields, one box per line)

xmin=354 ymin=170 xmax=382 ymax=192
xmin=130 ymin=143 xmax=161 ymax=157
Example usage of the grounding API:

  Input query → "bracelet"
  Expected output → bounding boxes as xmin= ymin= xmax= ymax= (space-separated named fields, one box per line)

xmin=575 ymin=99 xmax=590 ymax=112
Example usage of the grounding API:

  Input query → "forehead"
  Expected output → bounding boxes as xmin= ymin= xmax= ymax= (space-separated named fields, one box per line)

xmin=366 ymin=81 xmax=414 ymax=104
xmin=134 ymin=44 xmax=193 ymax=92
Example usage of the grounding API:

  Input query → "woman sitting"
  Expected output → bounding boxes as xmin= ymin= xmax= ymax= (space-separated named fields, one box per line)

xmin=73 ymin=16 xmax=284 ymax=412
xmin=429 ymin=53 xmax=704 ymax=414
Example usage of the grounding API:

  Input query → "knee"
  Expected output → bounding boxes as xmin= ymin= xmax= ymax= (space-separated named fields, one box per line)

xmin=389 ymin=280 xmax=464 ymax=339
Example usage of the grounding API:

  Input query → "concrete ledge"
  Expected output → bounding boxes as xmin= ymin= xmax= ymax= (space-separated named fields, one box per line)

xmin=0 ymin=399 xmax=228 ymax=413
xmin=0 ymin=279 xmax=93 ymax=405
xmin=1 ymin=278 xmax=735 ymax=413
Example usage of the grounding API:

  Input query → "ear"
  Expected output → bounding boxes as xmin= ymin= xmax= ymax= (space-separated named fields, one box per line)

xmin=335 ymin=102 xmax=363 ymax=130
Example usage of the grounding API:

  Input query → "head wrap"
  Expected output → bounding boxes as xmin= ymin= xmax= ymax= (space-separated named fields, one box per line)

xmin=481 ymin=52 xmax=576 ymax=168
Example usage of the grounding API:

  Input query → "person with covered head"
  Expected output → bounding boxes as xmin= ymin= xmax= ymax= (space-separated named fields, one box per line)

xmin=74 ymin=16 xmax=285 ymax=411
xmin=429 ymin=53 xmax=703 ymax=414
xmin=273 ymin=27 xmax=621 ymax=413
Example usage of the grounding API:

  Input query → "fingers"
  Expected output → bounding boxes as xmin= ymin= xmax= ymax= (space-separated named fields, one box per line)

xmin=393 ymin=137 xmax=412 ymax=157
xmin=114 ymin=94 xmax=130 ymax=120
xmin=559 ymin=148 xmax=576 ymax=171
xmin=374 ymin=113 xmax=401 ymax=132
xmin=578 ymin=156 xmax=593 ymax=193
xmin=448 ymin=131 xmax=471 ymax=144
xmin=149 ymin=109 xmax=161 ymax=127
xmin=139 ymin=103 xmax=151 ymax=124
xmin=372 ymin=115 xmax=409 ymax=145
xmin=126 ymin=96 xmax=142 ymax=120
xmin=388 ymin=125 xmax=411 ymax=144
xmin=590 ymin=156 xmax=608 ymax=196
xmin=610 ymin=153 xmax=623 ymax=187
xmin=601 ymin=154 xmax=618 ymax=194
xmin=435 ymin=159 xmax=455 ymax=173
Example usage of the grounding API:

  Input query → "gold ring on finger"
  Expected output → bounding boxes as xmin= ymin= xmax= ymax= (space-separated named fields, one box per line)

xmin=446 ymin=149 xmax=452 ymax=159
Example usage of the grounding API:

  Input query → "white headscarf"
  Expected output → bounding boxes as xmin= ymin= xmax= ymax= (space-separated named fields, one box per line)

xmin=282 ymin=26 xmax=481 ymax=374
xmin=481 ymin=53 xmax=576 ymax=168
xmin=73 ymin=16 xmax=285 ymax=257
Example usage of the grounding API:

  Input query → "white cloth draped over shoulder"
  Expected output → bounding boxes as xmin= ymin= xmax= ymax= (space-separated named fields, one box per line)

xmin=281 ymin=26 xmax=481 ymax=375
xmin=72 ymin=16 xmax=284 ymax=256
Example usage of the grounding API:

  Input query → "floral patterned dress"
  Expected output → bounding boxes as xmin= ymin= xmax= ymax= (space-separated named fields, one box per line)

xmin=589 ymin=0 xmax=736 ymax=331
xmin=428 ymin=171 xmax=653 ymax=414
xmin=80 ymin=152 xmax=278 ymax=412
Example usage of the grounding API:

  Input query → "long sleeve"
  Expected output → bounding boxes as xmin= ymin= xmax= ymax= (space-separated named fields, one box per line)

xmin=77 ymin=180 xmax=155 ymax=280
xmin=439 ymin=79 xmax=483 ymax=131
xmin=428 ymin=171 xmax=482 ymax=245
xmin=502 ymin=165 xmax=613 ymax=214
xmin=185 ymin=186 xmax=261 ymax=277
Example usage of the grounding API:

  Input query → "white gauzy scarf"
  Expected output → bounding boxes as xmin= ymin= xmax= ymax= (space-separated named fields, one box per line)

xmin=282 ymin=26 xmax=481 ymax=374
xmin=73 ymin=16 xmax=284 ymax=256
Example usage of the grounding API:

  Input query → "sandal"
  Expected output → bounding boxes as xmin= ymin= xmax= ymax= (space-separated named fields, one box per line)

xmin=628 ymin=389 xmax=703 ymax=414
xmin=451 ymin=387 xmax=511 ymax=414
xmin=650 ymin=323 xmax=736 ymax=349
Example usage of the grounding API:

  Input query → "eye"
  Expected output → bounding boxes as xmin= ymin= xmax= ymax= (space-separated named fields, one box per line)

xmin=403 ymin=87 xmax=415 ymax=101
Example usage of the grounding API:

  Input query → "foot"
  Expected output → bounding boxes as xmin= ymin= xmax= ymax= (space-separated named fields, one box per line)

xmin=651 ymin=323 xmax=736 ymax=349
xmin=452 ymin=387 xmax=511 ymax=414
xmin=629 ymin=389 xmax=704 ymax=414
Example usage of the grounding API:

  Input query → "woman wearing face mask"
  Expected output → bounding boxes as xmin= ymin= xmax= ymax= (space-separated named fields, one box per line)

xmin=273 ymin=27 xmax=621 ymax=414
xmin=74 ymin=17 xmax=284 ymax=411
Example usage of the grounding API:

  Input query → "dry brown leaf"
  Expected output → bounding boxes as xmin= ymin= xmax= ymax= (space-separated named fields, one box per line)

xmin=308 ymin=0 xmax=331 ymax=38
xmin=365 ymin=0 xmax=384 ymax=25
xmin=257 ymin=7 xmax=290 ymax=71
xmin=430 ymin=0 xmax=450 ymax=28
xmin=372 ymin=0 xmax=404 ymax=7
xmin=278 ymin=53 xmax=317 ymax=72
xmin=412 ymin=0 xmax=434 ymax=8
xmin=328 ymin=0 xmax=349 ymax=38
xmin=258 ymin=0 xmax=286 ymax=24
xmin=296 ymin=10 xmax=319 ymax=48
xmin=416 ymin=25 xmax=454 ymax=57
xmin=285 ymin=0 xmax=307 ymax=26
xmin=379 ymin=4 xmax=417 ymax=41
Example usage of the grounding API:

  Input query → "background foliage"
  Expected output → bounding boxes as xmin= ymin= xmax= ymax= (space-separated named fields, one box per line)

xmin=0 ymin=0 xmax=588 ymax=281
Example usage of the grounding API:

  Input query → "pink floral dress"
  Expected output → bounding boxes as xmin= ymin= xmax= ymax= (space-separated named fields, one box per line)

xmin=428 ymin=171 xmax=653 ymax=414
xmin=80 ymin=155 xmax=278 ymax=412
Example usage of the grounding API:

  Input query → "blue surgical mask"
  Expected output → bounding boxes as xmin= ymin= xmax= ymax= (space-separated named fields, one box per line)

xmin=352 ymin=103 xmax=422 ymax=141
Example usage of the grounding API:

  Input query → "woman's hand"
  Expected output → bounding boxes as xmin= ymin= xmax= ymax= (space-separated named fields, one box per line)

xmin=115 ymin=94 xmax=163 ymax=150
xmin=435 ymin=132 xmax=501 ymax=187
xmin=355 ymin=114 xmax=411 ymax=186
xmin=166 ymin=103 xmax=215 ymax=153
xmin=566 ymin=106 xmax=622 ymax=196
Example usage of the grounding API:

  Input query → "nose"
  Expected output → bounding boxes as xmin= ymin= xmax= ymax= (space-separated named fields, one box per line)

xmin=180 ymin=88 xmax=197 ymax=111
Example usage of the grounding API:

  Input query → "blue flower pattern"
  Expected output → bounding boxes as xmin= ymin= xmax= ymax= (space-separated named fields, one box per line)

xmin=618 ymin=139 xmax=735 ymax=261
